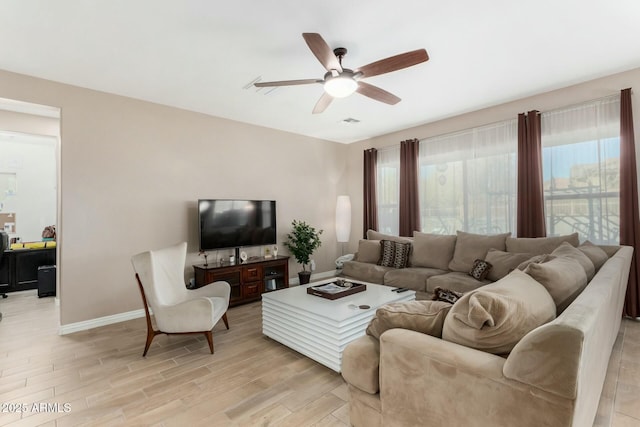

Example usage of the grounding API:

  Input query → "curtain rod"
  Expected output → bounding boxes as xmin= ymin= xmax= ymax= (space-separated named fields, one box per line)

xmin=540 ymin=91 xmax=621 ymax=116
xmin=368 ymin=89 xmax=626 ymax=151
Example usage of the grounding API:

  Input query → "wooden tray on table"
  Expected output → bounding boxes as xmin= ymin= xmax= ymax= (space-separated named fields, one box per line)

xmin=306 ymin=280 xmax=366 ymax=300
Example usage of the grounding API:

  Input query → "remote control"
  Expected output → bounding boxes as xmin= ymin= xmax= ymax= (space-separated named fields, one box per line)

xmin=396 ymin=288 xmax=410 ymax=293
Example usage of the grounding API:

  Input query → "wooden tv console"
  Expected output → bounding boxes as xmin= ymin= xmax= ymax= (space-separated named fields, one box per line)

xmin=193 ymin=256 xmax=289 ymax=306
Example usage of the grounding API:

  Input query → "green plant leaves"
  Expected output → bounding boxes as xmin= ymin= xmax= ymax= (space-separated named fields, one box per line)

xmin=283 ymin=219 xmax=323 ymax=270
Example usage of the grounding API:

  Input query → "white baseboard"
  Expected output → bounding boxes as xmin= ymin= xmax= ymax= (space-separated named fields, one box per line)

xmin=289 ymin=270 xmax=339 ymax=286
xmin=58 ymin=308 xmax=146 ymax=335
xmin=59 ymin=271 xmax=341 ymax=335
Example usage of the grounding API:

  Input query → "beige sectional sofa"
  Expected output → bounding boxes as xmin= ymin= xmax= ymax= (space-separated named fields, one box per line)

xmin=343 ymin=230 xmax=588 ymax=298
xmin=341 ymin=230 xmax=633 ymax=427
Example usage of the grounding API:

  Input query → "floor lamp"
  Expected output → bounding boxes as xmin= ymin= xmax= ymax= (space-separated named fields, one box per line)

xmin=336 ymin=195 xmax=351 ymax=255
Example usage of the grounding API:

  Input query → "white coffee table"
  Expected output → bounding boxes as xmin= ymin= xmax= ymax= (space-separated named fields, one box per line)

xmin=261 ymin=277 xmax=416 ymax=372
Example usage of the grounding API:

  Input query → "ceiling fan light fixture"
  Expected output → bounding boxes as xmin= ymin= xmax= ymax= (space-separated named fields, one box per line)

xmin=324 ymin=75 xmax=357 ymax=98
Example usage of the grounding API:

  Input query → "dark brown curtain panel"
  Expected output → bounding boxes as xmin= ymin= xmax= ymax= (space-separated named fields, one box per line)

xmin=363 ymin=148 xmax=379 ymax=238
xmin=516 ymin=110 xmax=546 ymax=237
xmin=619 ymin=88 xmax=640 ymax=318
xmin=399 ymin=139 xmax=420 ymax=237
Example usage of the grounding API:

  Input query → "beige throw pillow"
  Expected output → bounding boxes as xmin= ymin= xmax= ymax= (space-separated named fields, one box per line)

xmin=578 ymin=241 xmax=609 ymax=271
xmin=551 ymin=242 xmax=595 ymax=281
xmin=523 ymin=256 xmax=588 ymax=313
xmin=366 ymin=230 xmax=412 ymax=243
xmin=484 ymin=249 xmax=533 ymax=281
xmin=442 ymin=270 xmax=556 ymax=355
xmin=366 ymin=300 xmax=452 ymax=340
xmin=516 ymin=254 xmax=555 ymax=271
xmin=448 ymin=231 xmax=510 ymax=273
xmin=411 ymin=232 xmax=457 ymax=270
xmin=356 ymin=239 xmax=381 ymax=263
xmin=505 ymin=233 xmax=579 ymax=254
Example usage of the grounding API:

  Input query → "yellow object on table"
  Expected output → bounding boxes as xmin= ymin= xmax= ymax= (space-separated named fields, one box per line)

xmin=10 ymin=241 xmax=56 ymax=250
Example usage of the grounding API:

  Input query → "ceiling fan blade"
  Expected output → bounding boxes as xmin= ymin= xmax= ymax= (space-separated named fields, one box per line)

xmin=356 ymin=82 xmax=401 ymax=105
xmin=312 ymin=92 xmax=334 ymax=114
xmin=302 ymin=33 xmax=343 ymax=72
xmin=355 ymin=49 xmax=429 ymax=78
xmin=254 ymin=79 xmax=322 ymax=87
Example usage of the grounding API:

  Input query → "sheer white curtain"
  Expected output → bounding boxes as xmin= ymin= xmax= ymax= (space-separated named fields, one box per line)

xmin=418 ymin=120 xmax=518 ymax=235
xmin=376 ymin=146 xmax=400 ymax=235
xmin=542 ymin=95 xmax=621 ymax=243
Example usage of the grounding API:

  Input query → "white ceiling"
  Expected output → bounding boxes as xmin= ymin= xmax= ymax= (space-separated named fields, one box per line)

xmin=1 ymin=1 xmax=640 ymax=144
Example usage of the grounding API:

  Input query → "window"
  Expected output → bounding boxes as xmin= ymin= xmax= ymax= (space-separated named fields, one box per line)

xmin=542 ymin=96 xmax=620 ymax=244
xmin=418 ymin=120 xmax=518 ymax=235
xmin=376 ymin=146 xmax=400 ymax=235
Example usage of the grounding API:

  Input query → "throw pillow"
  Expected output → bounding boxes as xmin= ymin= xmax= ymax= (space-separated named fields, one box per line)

xmin=523 ymin=256 xmax=588 ymax=313
xmin=411 ymin=231 xmax=457 ymax=270
xmin=356 ymin=239 xmax=381 ymax=263
xmin=551 ymin=242 xmax=596 ymax=281
xmin=484 ymin=249 xmax=533 ymax=282
xmin=505 ymin=233 xmax=579 ymax=254
xmin=366 ymin=230 xmax=412 ymax=243
xmin=578 ymin=241 xmax=609 ymax=271
xmin=432 ymin=287 xmax=463 ymax=304
xmin=441 ymin=270 xmax=556 ymax=355
xmin=448 ymin=231 xmax=511 ymax=273
xmin=516 ymin=254 xmax=555 ymax=271
xmin=366 ymin=300 xmax=452 ymax=340
xmin=377 ymin=240 xmax=412 ymax=269
xmin=469 ymin=259 xmax=492 ymax=280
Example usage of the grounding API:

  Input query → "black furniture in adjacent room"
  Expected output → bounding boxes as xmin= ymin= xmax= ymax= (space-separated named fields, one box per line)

xmin=0 ymin=246 xmax=56 ymax=294
xmin=0 ymin=231 xmax=8 ymax=299
xmin=38 ymin=265 xmax=56 ymax=297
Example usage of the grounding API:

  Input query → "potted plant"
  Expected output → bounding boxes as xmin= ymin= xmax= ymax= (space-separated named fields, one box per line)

xmin=284 ymin=219 xmax=323 ymax=285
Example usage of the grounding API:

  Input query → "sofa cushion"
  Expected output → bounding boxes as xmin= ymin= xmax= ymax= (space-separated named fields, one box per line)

xmin=356 ymin=239 xmax=381 ymax=263
xmin=599 ymin=245 xmax=621 ymax=258
xmin=442 ymin=270 xmax=556 ymax=354
xmin=578 ymin=241 xmax=609 ymax=271
xmin=411 ymin=232 xmax=457 ymax=270
xmin=378 ymin=240 xmax=412 ymax=269
xmin=341 ymin=335 xmax=380 ymax=394
xmin=505 ymin=233 xmax=579 ymax=254
xmin=366 ymin=300 xmax=452 ymax=340
xmin=516 ymin=253 xmax=555 ymax=271
xmin=342 ymin=261 xmax=392 ymax=284
xmin=367 ymin=229 xmax=412 ymax=243
xmin=448 ymin=231 xmax=510 ymax=273
xmin=426 ymin=271 xmax=489 ymax=294
xmin=484 ymin=249 xmax=533 ymax=281
xmin=383 ymin=267 xmax=447 ymax=292
xmin=523 ymin=256 xmax=588 ymax=313
xmin=551 ymin=242 xmax=595 ymax=281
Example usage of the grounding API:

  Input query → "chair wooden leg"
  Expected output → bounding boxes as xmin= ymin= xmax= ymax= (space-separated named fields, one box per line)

xmin=205 ymin=331 xmax=214 ymax=354
xmin=143 ymin=329 xmax=156 ymax=357
xmin=222 ymin=312 xmax=229 ymax=330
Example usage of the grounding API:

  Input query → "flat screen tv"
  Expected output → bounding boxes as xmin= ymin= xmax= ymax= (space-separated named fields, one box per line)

xmin=198 ymin=199 xmax=277 ymax=251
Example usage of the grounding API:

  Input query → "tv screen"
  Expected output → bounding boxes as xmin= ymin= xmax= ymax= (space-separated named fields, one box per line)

xmin=198 ymin=199 xmax=276 ymax=251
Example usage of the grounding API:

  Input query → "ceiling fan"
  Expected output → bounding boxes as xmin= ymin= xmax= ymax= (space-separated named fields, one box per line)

xmin=254 ymin=33 xmax=429 ymax=114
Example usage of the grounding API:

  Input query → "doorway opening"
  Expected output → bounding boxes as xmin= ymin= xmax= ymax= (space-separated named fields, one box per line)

xmin=0 ymin=97 xmax=61 ymax=327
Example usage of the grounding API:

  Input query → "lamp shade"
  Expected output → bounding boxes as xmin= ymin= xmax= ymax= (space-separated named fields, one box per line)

xmin=324 ymin=76 xmax=357 ymax=98
xmin=335 ymin=195 xmax=352 ymax=243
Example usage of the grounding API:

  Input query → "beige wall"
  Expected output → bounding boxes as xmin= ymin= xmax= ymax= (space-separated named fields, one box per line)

xmin=345 ymin=67 xmax=640 ymax=249
xmin=0 ymin=69 xmax=348 ymax=325
xmin=3 ymin=66 xmax=639 ymax=325
xmin=0 ymin=110 xmax=59 ymax=137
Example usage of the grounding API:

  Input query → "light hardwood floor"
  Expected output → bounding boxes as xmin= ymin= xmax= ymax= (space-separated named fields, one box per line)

xmin=0 ymin=290 xmax=639 ymax=427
